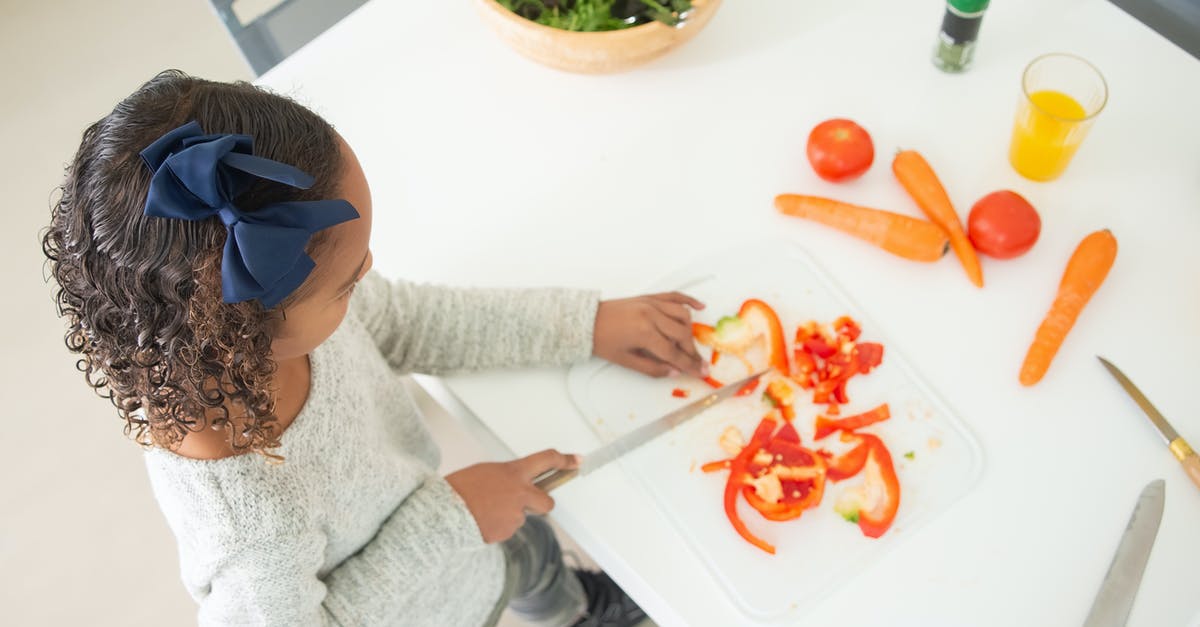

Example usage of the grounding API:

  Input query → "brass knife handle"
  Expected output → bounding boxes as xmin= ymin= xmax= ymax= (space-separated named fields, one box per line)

xmin=1174 ymin=440 xmax=1200 ymax=492
xmin=533 ymin=468 xmax=579 ymax=492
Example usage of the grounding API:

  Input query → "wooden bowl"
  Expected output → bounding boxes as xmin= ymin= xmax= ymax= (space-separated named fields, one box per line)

xmin=476 ymin=0 xmax=722 ymax=74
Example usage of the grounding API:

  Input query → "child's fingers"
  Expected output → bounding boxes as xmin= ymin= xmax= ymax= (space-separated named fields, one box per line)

xmin=622 ymin=350 xmax=676 ymax=378
xmin=523 ymin=488 xmax=556 ymax=515
xmin=649 ymin=300 xmax=694 ymax=326
xmin=651 ymin=291 xmax=705 ymax=311
xmin=514 ymin=449 xmax=577 ymax=481
xmin=651 ymin=317 xmax=707 ymax=376
xmin=645 ymin=333 xmax=704 ymax=378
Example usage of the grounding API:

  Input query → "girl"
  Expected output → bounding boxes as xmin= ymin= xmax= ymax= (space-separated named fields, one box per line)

xmin=43 ymin=70 xmax=708 ymax=627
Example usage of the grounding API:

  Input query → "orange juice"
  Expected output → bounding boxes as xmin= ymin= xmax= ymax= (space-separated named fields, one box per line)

xmin=1008 ymin=90 xmax=1090 ymax=181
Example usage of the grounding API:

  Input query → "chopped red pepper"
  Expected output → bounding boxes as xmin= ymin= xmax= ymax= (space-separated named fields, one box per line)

xmin=814 ymin=403 xmax=891 ymax=440
xmin=821 ymin=433 xmax=870 ymax=481
xmin=700 ymin=460 xmax=730 ymax=473
xmin=762 ymin=379 xmax=796 ymax=421
xmin=854 ymin=342 xmax=884 ymax=375
xmin=738 ymin=300 xmax=790 ymax=375
xmin=833 ymin=316 xmax=862 ymax=342
xmin=671 ymin=388 xmax=689 ymax=398
xmin=833 ymin=434 xmax=900 ymax=538
xmin=724 ymin=417 xmax=778 ymax=554
xmin=774 ymin=421 xmax=801 ymax=444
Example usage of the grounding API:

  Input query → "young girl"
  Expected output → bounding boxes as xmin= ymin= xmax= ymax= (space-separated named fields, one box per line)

xmin=43 ymin=70 xmax=709 ymax=627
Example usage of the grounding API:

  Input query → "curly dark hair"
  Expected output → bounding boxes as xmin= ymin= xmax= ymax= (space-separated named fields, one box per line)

xmin=42 ymin=70 xmax=344 ymax=457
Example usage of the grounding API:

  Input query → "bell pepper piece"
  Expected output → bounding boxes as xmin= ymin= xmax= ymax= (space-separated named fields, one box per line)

xmin=832 ymin=434 xmax=900 ymax=538
xmin=738 ymin=299 xmax=790 ymax=374
xmin=822 ymin=433 xmax=869 ymax=481
xmin=833 ymin=316 xmax=862 ymax=342
xmin=854 ymin=342 xmax=884 ymax=374
xmin=814 ymin=403 xmax=891 ymax=440
xmin=701 ymin=459 xmax=730 ymax=473
xmin=804 ymin=337 xmax=837 ymax=359
xmin=724 ymin=417 xmax=778 ymax=554
xmin=671 ymin=388 xmax=689 ymax=398
xmin=762 ymin=379 xmax=796 ymax=421
xmin=742 ymin=485 xmax=806 ymax=521
xmin=774 ymin=421 xmax=801 ymax=444
xmin=692 ymin=322 xmax=716 ymax=347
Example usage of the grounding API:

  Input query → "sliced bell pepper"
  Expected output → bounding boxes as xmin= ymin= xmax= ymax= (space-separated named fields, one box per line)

xmin=814 ymin=403 xmax=891 ymax=440
xmin=724 ymin=417 xmax=778 ymax=554
xmin=700 ymin=459 xmax=730 ymax=473
xmin=774 ymin=421 xmax=801 ymax=444
xmin=832 ymin=434 xmax=900 ymax=538
xmin=762 ymin=379 xmax=796 ymax=421
xmin=833 ymin=316 xmax=862 ymax=342
xmin=738 ymin=299 xmax=790 ymax=374
xmin=821 ymin=433 xmax=869 ymax=481
xmin=854 ymin=342 xmax=884 ymax=375
xmin=671 ymin=388 xmax=689 ymax=398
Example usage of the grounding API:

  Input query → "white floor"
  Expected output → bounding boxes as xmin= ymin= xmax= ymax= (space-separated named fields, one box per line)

xmin=0 ymin=2 xmax=606 ymax=625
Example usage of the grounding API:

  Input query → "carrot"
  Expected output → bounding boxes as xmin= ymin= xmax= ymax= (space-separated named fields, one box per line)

xmin=1020 ymin=229 xmax=1118 ymax=386
xmin=774 ymin=194 xmax=949 ymax=262
xmin=892 ymin=150 xmax=984 ymax=287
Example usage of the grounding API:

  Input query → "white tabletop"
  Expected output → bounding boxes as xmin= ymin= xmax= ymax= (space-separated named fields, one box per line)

xmin=260 ymin=0 xmax=1200 ymax=624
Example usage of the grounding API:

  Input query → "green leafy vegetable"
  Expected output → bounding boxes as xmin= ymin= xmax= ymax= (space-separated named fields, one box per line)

xmin=497 ymin=0 xmax=693 ymax=31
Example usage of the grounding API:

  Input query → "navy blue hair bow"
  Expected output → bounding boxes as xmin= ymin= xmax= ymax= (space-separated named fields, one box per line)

xmin=140 ymin=121 xmax=359 ymax=308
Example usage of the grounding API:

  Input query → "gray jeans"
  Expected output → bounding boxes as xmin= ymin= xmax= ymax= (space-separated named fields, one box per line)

xmin=482 ymin=516 xmax=587 ymax=627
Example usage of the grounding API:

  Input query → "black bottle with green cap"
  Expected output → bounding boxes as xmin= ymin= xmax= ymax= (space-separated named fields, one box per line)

xmin=933 ymin=0 xmax=991 ymax=73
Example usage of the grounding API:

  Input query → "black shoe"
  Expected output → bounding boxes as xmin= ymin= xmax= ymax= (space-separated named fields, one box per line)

xmin=570 ymin=569 xmax=649 ymax=627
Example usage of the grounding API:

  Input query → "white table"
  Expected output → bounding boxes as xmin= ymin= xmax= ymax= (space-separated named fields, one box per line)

xmin=260 ymin=0 xmax=1200 ymax=624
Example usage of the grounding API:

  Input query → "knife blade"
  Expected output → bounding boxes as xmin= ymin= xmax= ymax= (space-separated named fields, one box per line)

xmin=1082 ymin=479 xmax=1165 ymax=627
xmin=534 ymin=370 xmax=768 ymax=492
xmin=1098 ymin=356 xmax=1200 ymax=491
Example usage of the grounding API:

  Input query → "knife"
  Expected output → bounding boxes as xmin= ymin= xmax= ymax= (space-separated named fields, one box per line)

xmin=1082 ymin=479 xmax=1165 ymax=627
xmin=534 ymin=370 xmax=768 ymax=492
xmin=1098 ymin=356 xmax=1200 ymax=490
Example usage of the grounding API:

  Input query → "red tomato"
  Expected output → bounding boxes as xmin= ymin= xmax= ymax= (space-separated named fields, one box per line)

xmin=967 ymin=191 xmax=1042 ymax=259
xmin=806 ymin=119 xmax=874 ymax=182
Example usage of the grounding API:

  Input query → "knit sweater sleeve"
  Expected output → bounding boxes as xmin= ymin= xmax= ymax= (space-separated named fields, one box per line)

xmin=184 ymin=475 xmax=485 ymax=626
xmin=348 ymin=270 xmax=599 ymax=375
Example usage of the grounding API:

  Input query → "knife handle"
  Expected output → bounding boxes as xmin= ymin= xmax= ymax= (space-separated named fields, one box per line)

xmin=533 ymin=468 xmax=579 ymax=493
xmin=1169 ymin=438 xmax=1200 ymax=492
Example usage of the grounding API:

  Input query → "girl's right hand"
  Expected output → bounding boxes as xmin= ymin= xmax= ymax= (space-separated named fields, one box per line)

xmin=445 ymin=449 xmax=579 ymax=543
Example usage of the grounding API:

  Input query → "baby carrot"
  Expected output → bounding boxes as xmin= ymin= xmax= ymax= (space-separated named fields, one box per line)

xmin=892 ymin=150 xmax=984 ymax=287
xmin=774 ymin=194 xmax=949 ymax=262
xmin=1020 ymin=229 xmax=1118 ymax=386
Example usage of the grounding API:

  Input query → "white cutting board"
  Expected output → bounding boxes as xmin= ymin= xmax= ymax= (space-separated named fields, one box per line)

xmin=566 ymin=241 xmax=983 ymax=622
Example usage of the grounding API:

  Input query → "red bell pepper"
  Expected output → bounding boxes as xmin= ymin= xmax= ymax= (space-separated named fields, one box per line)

xmin=671 ymin=388 xmax=689 ymax=398
xmin=724 ymin=417 xmax=778 ymax=554
xmin=833 ymin=434 xmax=900 ymax=538
xmin=814 ymin=403 xmax=891 ymax=440
xmin=738 ymin=299 xmax=790 ymax=374
xmin=762 ymin=379 xmax=796 ymax=421
xmin=821 ymin=433 xmax=869 ymax=481
xmin=833 ymin=316 xmax=862 ymax=342
xmin=854 ymin=342 xmax=884 ymax=375
xmin=774 ymin=421 xmax=801 ymax=444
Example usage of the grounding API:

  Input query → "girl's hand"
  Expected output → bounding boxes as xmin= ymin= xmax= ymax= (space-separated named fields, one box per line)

xmin=593 ymin=292 xmax=708 ymax=379
xmin=445 ymin=449 xmax=579 ymax=543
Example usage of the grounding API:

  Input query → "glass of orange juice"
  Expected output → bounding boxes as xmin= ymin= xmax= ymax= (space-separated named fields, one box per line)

xmin=1008 ymin=53 xmax=1108 ymax=181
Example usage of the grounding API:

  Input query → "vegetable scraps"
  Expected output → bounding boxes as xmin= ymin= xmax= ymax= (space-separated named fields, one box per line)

xmin=698 ymin=308 xmax=902 ymax=553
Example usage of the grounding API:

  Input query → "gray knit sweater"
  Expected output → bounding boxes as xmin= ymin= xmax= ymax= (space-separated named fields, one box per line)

xmin=144 ymin=271 xmax=599 ymax=626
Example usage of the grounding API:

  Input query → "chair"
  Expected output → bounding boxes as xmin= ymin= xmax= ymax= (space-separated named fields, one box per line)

xmin=210 ymin=0 xmax=370 ymax=75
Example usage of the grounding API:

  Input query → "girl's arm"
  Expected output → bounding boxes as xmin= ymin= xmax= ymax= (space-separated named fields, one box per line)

xmin=349 ymin=270 xmax=598 ymax=374
xmin=192 ymin=476 xmax=490 ymax=626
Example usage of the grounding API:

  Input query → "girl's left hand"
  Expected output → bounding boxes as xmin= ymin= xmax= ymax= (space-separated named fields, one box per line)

xmin=593 ymin=292 xmax=709 ymax=379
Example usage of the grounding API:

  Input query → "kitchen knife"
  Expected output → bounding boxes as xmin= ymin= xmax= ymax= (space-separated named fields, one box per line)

xmin=1082 ymin=479 xmax=1166 ymax=627
xmin=1098 ymin=356 xmax=1200 ymax=490
xmin=534 ymin=371 xmax=768 ymax=492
